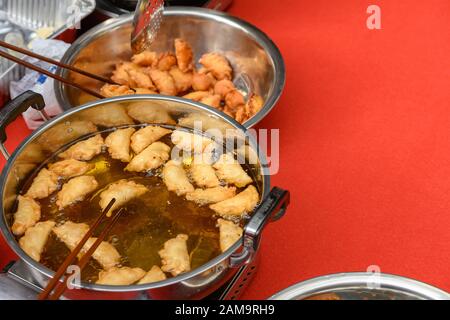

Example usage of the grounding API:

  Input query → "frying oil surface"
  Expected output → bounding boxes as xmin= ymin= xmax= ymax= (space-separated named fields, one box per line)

xmin=24 ymin=129 xmax=254 ymax=283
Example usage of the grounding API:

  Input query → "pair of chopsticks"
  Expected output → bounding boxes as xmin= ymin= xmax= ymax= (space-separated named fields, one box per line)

xmin=0 ymin=39 xmax=114 ymax=99
xmin=38 ymin=199 xmax=122 ymax=300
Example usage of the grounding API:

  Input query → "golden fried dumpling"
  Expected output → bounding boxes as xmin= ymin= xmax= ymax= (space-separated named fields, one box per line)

xmin=96 ymin=267 xmax=146 ymax=285
xmin=59 ymin=135 xmax=104 ymax=161
xmin=127 ymin=68 xmax=156 ymax=90
xmin=12 ymin=196 xmax=41 ymax=236
xmin=200 ymin=94 xmax=222 ymax=109
xmin=100 ymin=84 xmax=135 ymax=98
xmin=105 ymin=128 xmax=136 ymax=163
xmin=56 ymin=176 xmax=99 ymax=210
xmin=149 ymin=69 xmax=177 ymax=96
xmin=159 ymin=234 xmax=191 ymax=277
xmin=80 ymin=103 xmax=135 ymax=127
xmin=225 ymin=90 xmax=245 ymax=110
xmin=163 ymin=161 xmax=194 ymax=196
xmin=186 ymin=186 xmax=237 ymax=205
xmin=189 ymin=162 xmax=220 ymax=188
xmin=217 ymin=218 xmax=243 ymax=252
xmin=213 ymin=154 xmax=253 ymax=188
xmin=156 ymin=53 xmax=177 ymax=72
xmin=130 ymin=126 xmax=172 ymax=154
xmin=134 ymin=88 xmax=158 ymax=95
xmin=171 ymin=130 xmax=213 ymax=154
xmin=192 ymin=72 xmax=215 ymax=91
xmin=19 ymin=221 xmax=55 ymax=262
xmin=25 ymin=168 xmax=59 ymax=199
xmin=169 ymin=66 xmax=193 ymax=93
xmin=210 ymin=185 xmax=259 ymax=217
xmin=182 ymin=90 xmax=210 ymax=102
xmin=174 ymin=39 xmax=194 ymax=72
xmin=125 ymin=142 xmax=171 ymax=172
xmin=214 ymin=79 xmax=236 ymax=99
xmin=131 ymin=51 xmax=158 ymax=67
xmin=199 ymin=53 xmax=232 ymax=80
xmin=99 ymin=180 xmax=148 ymax=216
xmin=48 ymin=159 xmax=94 ymax=179
xmin=127 ymin=101 xmax=176 ymax=125
xmin=137 ymin=266 xmax=167 ymax=284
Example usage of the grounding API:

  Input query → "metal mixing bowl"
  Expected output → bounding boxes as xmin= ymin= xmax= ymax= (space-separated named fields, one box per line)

xmin=54 ymin=7 xmax=286 ymax=128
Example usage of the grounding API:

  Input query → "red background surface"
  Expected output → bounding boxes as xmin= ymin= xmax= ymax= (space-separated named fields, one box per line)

xmin=0 ymin=0 xmax=449 ymax=299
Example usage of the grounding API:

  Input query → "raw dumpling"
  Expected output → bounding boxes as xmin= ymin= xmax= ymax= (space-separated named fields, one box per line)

xmin=162 ymin=161 xmax=194 ymax=196
xmin=186 ymin=186 xmax=237 ymax=205
xmin=130 ymin=126 xmax=172 ymax=154
xmin=159 ymin=234 xmax=191 ymax=277
xmin=213 ymin=154 xmax=253 ymax=188
xmin=105 ymin=128 xmax=136 ymax=162
xmin=210 ymin=185 xmax=259 ymax=217
xmin=171 ymin=130 xmax=213 ymax=153
xmin=189 ymin=162 xmax=220 ymax=188
xmin=96 ymin=267 xmax=146 ymax=285
xmin=59 ymin=135 xmax=104 ymax=161
xmin=12 ymin=196 xmax=41 ymax=236
xmin=19 ymin=221 xmax=55 ymax=262
xmin=217 ymin=218 xmax=243 ymax=252
xmin=56 ymin=176 xmax=99 ymax=210
xmin=199 ymin=53 xmax=232 ymax=80
xmin=48 ymin=159 xmax=94 ymax=179
xmin=25 ymin=168 xmax=59 ymax=199
xmin=53 ymin=221 xmax=120 ymax=270
xmin=137 ymin=266 xmax=167 ymax=284
xmin=99 ymin=180 xmax=148 ymax=217
xmin=125 ymin=142 xmax=170 ymax=172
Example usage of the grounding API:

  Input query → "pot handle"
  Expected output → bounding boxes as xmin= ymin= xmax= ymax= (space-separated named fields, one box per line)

xmin=230 ymin=187 xmax=290 ymax=268
xmin=0 ymin=91 xmax=46 ymax=160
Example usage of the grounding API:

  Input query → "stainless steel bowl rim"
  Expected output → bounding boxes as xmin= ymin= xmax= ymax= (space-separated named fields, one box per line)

xmin=0 ymin=94 xmax=271 ymax=292
xmin=269 ymin=272 xmax=450 ymax=300
xmin=55 ymin=6 xmax=286 ymax=129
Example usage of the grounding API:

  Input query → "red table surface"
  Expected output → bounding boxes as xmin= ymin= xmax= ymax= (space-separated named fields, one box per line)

xmin=1 ymin=0 xmax=449 ymax=299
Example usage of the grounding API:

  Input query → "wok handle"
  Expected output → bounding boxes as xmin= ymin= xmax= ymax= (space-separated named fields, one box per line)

xmin=0 ymin=91 xmax=46 ymax=160
xmin=230 ymin=187 xmax=290 ymax=268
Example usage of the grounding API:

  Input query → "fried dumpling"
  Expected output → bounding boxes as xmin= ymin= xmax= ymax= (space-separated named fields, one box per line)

xmin=159 ymin=234 xmax=191 ymax=277
xmin=99 ymin=180 xmax=148 ymax=217
xmin=12 ymin=196 xmax=41 ymax=236
xmin=169 ymin=66 xmax=193 ymax=93
xmin=162 ymin=161 xmax=194 ymax=196
xmin=189 ymin=162 xmax=220 ymax=188
xmin=96 ymin=267 xmax=146 ymax=286
xmin=186 ymin=186 xmax=236 ymax=205
xmin=105 ymin=128 xmax=136 ymax=163
xmin=130 ymin=126 xmax=172 ymax=154
xmin=149 ymin=69 xmax=177 ymax=96
xmin=56 ymin=176 xmax=99 ymax=210
xmin=100 ymin=84 xmax=135 ymax=98
xmin=25 ymin=168 xmax=59 ymax=199
xmin=125 ymin=142 xmax=171 ymax=172
xmin=174 ymin=39 xmax=194 ymax=72
xmin=199 ymin=53 xmax=232 ymax=80
xmin=127 ymin=102 xmax=176 ymax=125
xmin=131 ymin=51 xmax=158 ymax=67
xmin=137 ymin=266 xmax=167 ymax=284
xmin=217 ymin=218 xmax=243 ymax=252
xmin=171 ymin=130 xmax=213 ymax=153
xmin=48 ymin=159 xmax=94 ymax=179
xmin=210 ymin=185 xmax=259 ymax=217
xmin=19 ymin=221 xmax=55 ymax=262
xmin=59 ymin=135 xmax=104 ymax=161
xmin=213 ymin=154 xmax=253 ymax=188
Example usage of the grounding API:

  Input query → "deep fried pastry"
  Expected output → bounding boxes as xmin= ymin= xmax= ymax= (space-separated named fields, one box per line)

xmin=56 ymin=176 xmax=98 ymax=210
xmin=189 ymin=162 xmax=220 ymax=188
xmin=217 ymin=218 xmax=243 ymax=252
xmin=200 ymin=94 xmax=222 ymax=109
xmin=169 ymin=66 xmax=193 ymax=93
xmin=157 ymin=53 xmax=177 ymax=71
xmin=12 ymin=196 xmax=41 ymax=236
xmin=96 ymin=267 xmax=146 ymax=285
xmin=192 ymin=72 xmax=215 ymax=91
xmin=163 ymin=160 xmax=195 ymax=196
xmin=79 ymin=103 xmax=135 ymax=127
xmin=48 ymin=159 xmax=94 ymax=179
xmin=111 ymin=62 xmax=137 ymax=86
xmin=127 ymin=102 xmax=176 ymax=124
xmin=149 ymin=69 xmax=177 ymax=96
xmin=137 ymin=266 xmax=167 ymax=284
xmin=105 ymin=128 xmax=136 ymax=162
xmin=134 ymin=88 xmax=158 ymax=94
xmin=99 ymin=180 xmax=148 ymax=216
xmin=225 ymin=90 xmax=245 ymax=110
xmin=210 ymin=185 xmax=259 ymax=217
xmin=186 ymin=186 xmax=236 ymax=205
xmin=214 ymin=79 xmax=235 ymax=99
xmin=199 ymin=53 xmax=232 ymax=80
xmin=101 ymin=84 xmax=135 ymax=98
xmin=59 ymin=135 xmax=104 ymax=161
xmin=125 ymin=142 xmax=171 ymax=172
xmin=213 ymin=154 xmax=253 ymax=187
xmin=171 ymin=130 xmax=213 ymax=153
xmin=130 ymin=126 xmax=172 ymax=154
xmin=131 ymin=51 xmax=158 ymax=67
xmin=159 ymin=234 xmax=191 ymax=276
xmin=127 ymin=68 xmax=156 ymax=90
xmin=25 ymin=168 xmax=59 ymax=199
xmin=19 ymin=221 xmax=55 ymax=262
xmin=182 ymin=91 xmax=211 ymax=102
xmin=174 ymin=39 xmax=194 ymax=72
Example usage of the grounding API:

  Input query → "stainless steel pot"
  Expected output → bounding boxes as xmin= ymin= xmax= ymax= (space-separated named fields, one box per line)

xmin=269 ymin=273 xmax=450 ymax=300
xmin=54 ymin=7 xmax=286 ymax=128
xmin=0 ymin=91 xmax=289 ymax=300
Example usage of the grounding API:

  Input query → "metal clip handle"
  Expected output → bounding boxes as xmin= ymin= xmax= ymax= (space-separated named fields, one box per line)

xmin=0 ymin=91 xmax=46 ymax=160
xmin=230 ymin=187 xmax=290 ymax=268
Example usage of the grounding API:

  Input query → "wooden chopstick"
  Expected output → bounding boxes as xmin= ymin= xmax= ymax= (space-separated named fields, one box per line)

xmin=0 ymin=49 xmax=105 ymax=99
xmin=0 ymin=40 xmax=116 ymax=85
xmin=47 ymin=208 xmax=124 ymax=300
xmin=38 ymin=198 xmax=117 ymax=300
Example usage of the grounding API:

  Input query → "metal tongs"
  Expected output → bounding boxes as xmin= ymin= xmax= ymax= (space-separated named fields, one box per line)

xmin=131 ymin=0 xmax=165 ymax=54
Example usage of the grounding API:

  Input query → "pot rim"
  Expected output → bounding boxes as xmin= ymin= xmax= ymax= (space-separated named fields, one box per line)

xmin=0 ymin=94 xmax=271 ymax=292
xmin=54 ymin=6 xmax=286 ymax=129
